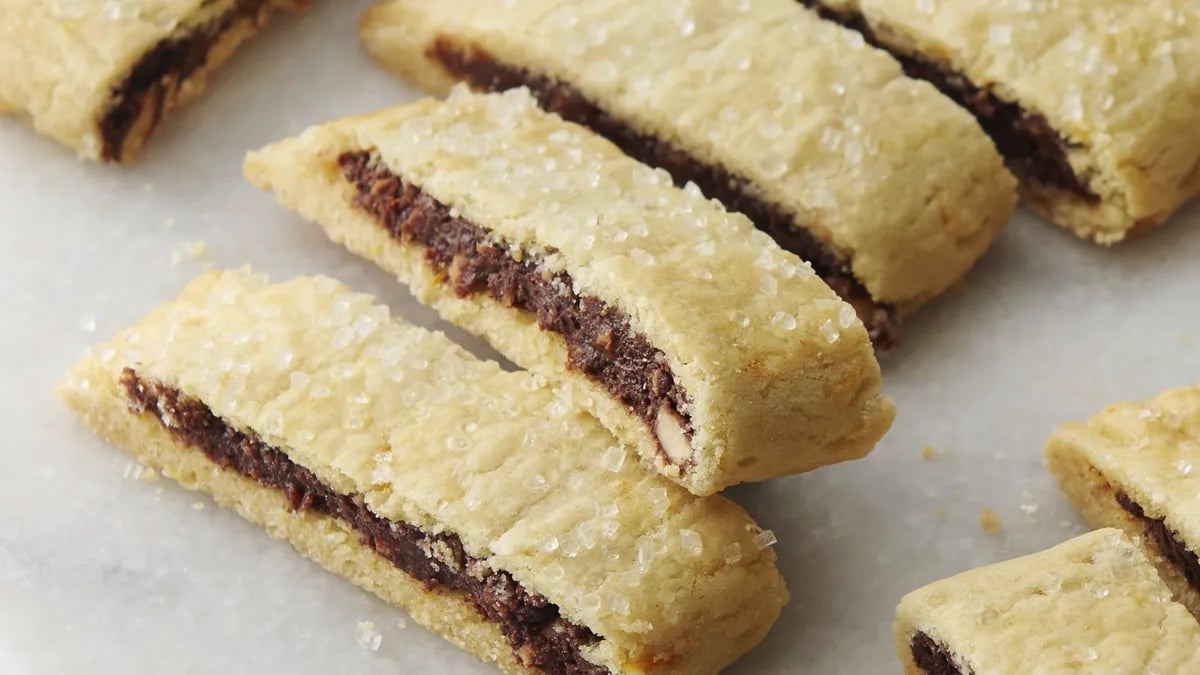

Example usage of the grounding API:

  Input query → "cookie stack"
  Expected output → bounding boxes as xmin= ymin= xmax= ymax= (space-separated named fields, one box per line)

xmin=15 ymin=0 xmax=1197 ymax=673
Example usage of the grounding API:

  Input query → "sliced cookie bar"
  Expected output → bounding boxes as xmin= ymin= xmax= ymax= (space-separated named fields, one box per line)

xmin=1046 ymin=385 xmax=1200 ymax=618
xmin=358 ymin=0 xmax=1015 ymax=336
xmin=0 ymin=0 xmax=309 ymax=162
xmin=244 ymin=89 xmax=895 ymax=496
xmin=803 ymin=0 xmax=1200 ymax=242
xmin=56 ymin=269 xmax=788 ymax=675
xmin=895 ymin=529 xmax=1200 ymax=674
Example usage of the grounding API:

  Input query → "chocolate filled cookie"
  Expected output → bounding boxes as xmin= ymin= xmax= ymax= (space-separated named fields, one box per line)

xmin=244 ymin=89 xmax=895 ymax=496
xmin=57 ymin=269 xmax=788 ymax=675
xmin=895 ymin=529 xmax=1200 ymax=674
xmin=0 ymin=0 xmax=309 ymax=162
xmin=357 ymin=0 xmax=1016 ymax=342
xmin=1047 ymin=384 xmax=1200 ymax=619
xmin=800 ymin=0 xmax=1200 ymax=242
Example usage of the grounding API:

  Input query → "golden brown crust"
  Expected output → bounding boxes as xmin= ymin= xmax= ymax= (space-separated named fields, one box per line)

xmin=1046 ymin=385 xmax=1200 ymax=618
xmin=895 ymin=529 xmax=1200 ymax=673
xmin=820 ymin=0 xmax=1200 ymax=241
xmin=0 ymin=0 xmax=307 ymax=162
xmin=56 ymin=269 xmax=788 ymax=675
xmin=244 ymin=91 xmax=895 ymax=496
xmin=359 ymin=0 xmax=1015 ymax=308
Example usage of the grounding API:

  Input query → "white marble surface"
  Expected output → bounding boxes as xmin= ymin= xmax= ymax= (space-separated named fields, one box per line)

xmin=2 ymin=2 xmax=1199 ymax=673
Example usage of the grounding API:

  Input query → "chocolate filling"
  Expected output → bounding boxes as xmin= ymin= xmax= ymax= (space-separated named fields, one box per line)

xmin=427 ymin=39 xmax=898 ymax=347
xmin=910 ymin=632 xmax=966 ymax=675
xmin=99 ymin=0 xmax=271 ymax=162
xmin=799 ymin=2 xmax=1099 ymax=203
xmin=1116 ymin=491 xmax=1200 ymax=591
xmin=337 ymin=151 xmax=696 ymax=467
xmin=121 ymin=369 xmax=608 ymax=675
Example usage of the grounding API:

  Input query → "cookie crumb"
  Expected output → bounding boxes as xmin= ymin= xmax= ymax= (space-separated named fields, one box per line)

xmin=191 ymin=501 xmax=205 ymax=511
xmin=184 ymin=240 xmax=208 ymax=259
xmin=139 ymin=467 xmax=159 ymax=483
xmin=980 ymin=507 xmax=1004 ymax=533
xmin=356 ymin=620 xmax=382 ymax=651
xmin=921 ymin=445 xmax=937 ymax=460
xmin=935 ymin=507 xmax=946 ymax=522
xmin=170 ymin=240 xmax=209 ymax=268
xmin=1019 ymin=491 xmax=1039 ymax=520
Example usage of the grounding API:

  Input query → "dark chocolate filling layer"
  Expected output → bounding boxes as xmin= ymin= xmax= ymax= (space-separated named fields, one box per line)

xmin=338 ymin=151 xmax=696 ymax=466
xmin=799 ymin=2 xmax=1099 ymax=203
xmin=99 ymin=0 xmax=271 ymax=162
xmin=1116 ymin=491 xmax=1200 ymax=591
xmin=910 ymin=632 xmax=966 ymax=675
xmin=427 ymin=39 xmax=898 ymax=347
xmin=121 ymin=369 xmax=608 ymax=675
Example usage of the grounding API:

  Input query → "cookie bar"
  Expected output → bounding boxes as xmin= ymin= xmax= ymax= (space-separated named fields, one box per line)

xmin=802 ymin=0 xmax=1200 ymax=242
xmin=358 ymin=0 xmax=1015 ymax=337
xmin=0 ymin=0 xmax=309 ymax=162
xmin=56 ymin=269 xmax=788 ymax=675
xmin=895 ymin=529 xmax=1200 ymax=674
xmin=1046 ymin=385 xmax=1200 ymax=618
xmin=244 ymin=89 xmax=895 ymax=496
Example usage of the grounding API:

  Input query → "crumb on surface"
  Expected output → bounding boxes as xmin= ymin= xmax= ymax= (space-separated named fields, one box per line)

xmin=356 ymin=620 xmax=382 ymax=651
xmin=170 ymin=240 xmax=210 ymax=268
xmin=980 ymin=507 xmax=1004 ymax=533
xmin=184 ymin=240 xmax=208 ymax=259
xmin=935 ymin=507 xmax=946 ymax=522
xmin=191 ymin=501 xmax=205 ymax=511
xmin=921 ymin=445 xmax=937 ymax=460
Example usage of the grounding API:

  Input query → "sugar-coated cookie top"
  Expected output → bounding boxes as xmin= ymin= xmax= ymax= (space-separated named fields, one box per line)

xmin=327 ymin=88 xmax=879 ymax=397
xmin=898 ymin=529 xmax=1200 ymax=673
xmin=0 ymin=0 xmax=233 ymax=155
xmin=824 ymin=0 xmax=1200 ymax=218
xmin=365 ymin=0 xmax=1015 ymax=305
xmin=823 ymin=0 xmax=1200 ymax=142
xmin=1050 ymin=385 xmax=1200 ymax=563
xmin=72 ymin=268 xmax=786 ymax=664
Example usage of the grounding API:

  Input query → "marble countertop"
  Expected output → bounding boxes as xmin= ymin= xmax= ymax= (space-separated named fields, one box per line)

xmin=2 ymin=2 xmax=1199 ymax=673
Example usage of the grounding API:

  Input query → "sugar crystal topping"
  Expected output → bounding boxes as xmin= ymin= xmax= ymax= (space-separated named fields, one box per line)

xmin=111 ymin=269 xmax=780 ymax=636
xmin=368 ymin=84 xmax=868 ymax=357
xmin=878 ymin=0 xmax=1199 ymax=134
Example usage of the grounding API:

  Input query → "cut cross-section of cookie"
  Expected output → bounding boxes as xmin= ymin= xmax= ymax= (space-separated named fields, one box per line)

xmin=56 ymin=269 xmax=788 ymax=675
xmin=358 ymin=0 xmax=1015 ymax=334
xmin=0 ymin=0 xmax=310 ymax=163
xmin=800 ymin=0 xmax=1200 ymax=243
xmin=1046 ymin=385 xmax=1200 ymax=619
xmin=244 ymin=89 xmax=895 ymax=496
xmin=895 ymin=529 xmax=1200 ymax=674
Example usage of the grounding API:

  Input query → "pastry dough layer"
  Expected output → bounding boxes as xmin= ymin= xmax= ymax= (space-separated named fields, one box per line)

xmin=0 ymin=0 xmax=307 ymax=162
xmin=57 ymin=269 xmax=788 ymax=675
xmin=1046 ymin=385 xmax=1200 ymax=618
xmin=359 ymin=0 xmax=1015 ymax=309
xmin=812 ymin=0 xmax=1200 ymax=242
xmin=245 ymin=90 xmax=894 ymax=496
xmin=895 ymin=529 xmax=1200 ymax=674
